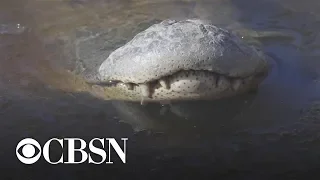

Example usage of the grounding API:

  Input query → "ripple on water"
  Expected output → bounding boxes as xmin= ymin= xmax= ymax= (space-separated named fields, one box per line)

xmin=0 ymin=23 xmax=27 ymax=35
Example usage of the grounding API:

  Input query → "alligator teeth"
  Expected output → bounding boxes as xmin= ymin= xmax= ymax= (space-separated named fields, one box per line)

xmin=140 ymin=84 xmax=151 ymax=97
xmin=243 ymin=76 xmax=254 ymax=84
xmin=217 ymin=76 xmax=229 ymax=87
xmin=140 ymin=83 xmax=151 ymax=105
xmin=159 ymin=100 xmax=171 ymax=105
xmin=140 ymin=98 xmax=146 ymax=105
xmin=231 ymin=79 xmax=242 ymax=91
xmin=215 ymin=75 xmax=220 ymax=87
xmin=159 ymin=79 xmax=170 ymax=89
xmin=125 ymin=83 xmax=134 ymax=90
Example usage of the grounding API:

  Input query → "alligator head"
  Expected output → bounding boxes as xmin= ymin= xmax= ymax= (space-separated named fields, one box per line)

xmin=86 ymin=19 xmax=270 ymax=104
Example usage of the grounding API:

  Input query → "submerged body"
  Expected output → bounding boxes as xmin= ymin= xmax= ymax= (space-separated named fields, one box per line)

xmin=87 ymin=19 xmax=270 ymax=103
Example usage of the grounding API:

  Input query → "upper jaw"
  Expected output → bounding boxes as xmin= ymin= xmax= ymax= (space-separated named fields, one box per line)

xmin=98 ymin=63 xmax=268 ymax=85
xmin=97 ymin=60 xmax=269 ymax=85
xmin=98 ymin=52 xmax=270 ymax=85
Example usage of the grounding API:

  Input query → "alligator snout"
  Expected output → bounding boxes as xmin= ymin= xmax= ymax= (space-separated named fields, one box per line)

xmin=87 ymin=19 xmax=270 ymax=103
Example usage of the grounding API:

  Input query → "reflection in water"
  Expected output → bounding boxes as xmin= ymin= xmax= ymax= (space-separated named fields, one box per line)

xmin=112 ymin=92 xmax=256 ymax=134
xmin=0 ymin=0 xmax=320 ymax=179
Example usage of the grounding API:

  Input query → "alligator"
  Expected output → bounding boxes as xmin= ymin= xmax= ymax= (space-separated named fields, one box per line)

xmin=84 ymin=19 xmax=271 ymax=104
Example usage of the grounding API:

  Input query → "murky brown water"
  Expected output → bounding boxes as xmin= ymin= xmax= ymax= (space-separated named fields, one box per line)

xmin=1 ymin=0 xmax=320 ymax=179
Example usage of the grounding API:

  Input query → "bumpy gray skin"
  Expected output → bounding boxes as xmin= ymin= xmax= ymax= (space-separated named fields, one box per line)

xmin=89 ymin=19 xmax=270 ymax=102
xmin=98 ymin=19 xmax=268 ymax=82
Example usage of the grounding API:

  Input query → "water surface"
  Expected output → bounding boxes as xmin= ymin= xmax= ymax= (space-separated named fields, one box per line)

xmin=0 ymin=0 xmax=320 ymax=179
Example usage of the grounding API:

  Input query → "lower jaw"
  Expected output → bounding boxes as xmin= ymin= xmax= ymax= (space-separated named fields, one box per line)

xmin=125 ymin=84 xmax=257 ymax=102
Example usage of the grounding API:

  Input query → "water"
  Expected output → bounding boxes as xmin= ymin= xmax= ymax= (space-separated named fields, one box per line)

xmin=0 ymin=23 xmax=26 ymax=35
xmin=0 ymin=0 xmax=320 ymax=179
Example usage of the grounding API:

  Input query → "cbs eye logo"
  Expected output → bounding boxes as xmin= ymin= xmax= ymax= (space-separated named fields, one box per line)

xmin=16 ymin=138 xmax=41 ymax=164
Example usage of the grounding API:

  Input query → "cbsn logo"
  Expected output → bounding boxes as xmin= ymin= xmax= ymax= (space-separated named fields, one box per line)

xmin=16 ymin=138 xmax=128 ymax=164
